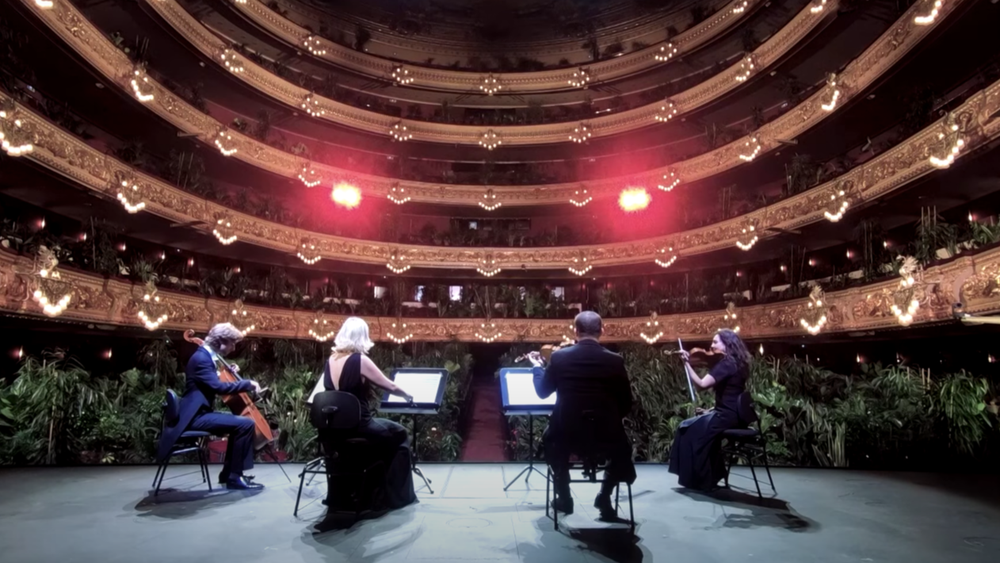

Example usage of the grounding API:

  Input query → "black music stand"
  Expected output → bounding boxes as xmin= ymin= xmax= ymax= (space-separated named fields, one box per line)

xmin=379 ymin=367 xmax=449 ymax=494
xmin=500 ymin=367 xmax=556 ymax=491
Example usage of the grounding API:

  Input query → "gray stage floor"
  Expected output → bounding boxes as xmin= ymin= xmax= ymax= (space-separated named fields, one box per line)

xmin=0 ymin=463 xmax=997 ymax=563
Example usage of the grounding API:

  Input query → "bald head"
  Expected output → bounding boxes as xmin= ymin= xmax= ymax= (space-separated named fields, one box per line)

xmin=574 ymin=311 xmax=603 ymax=339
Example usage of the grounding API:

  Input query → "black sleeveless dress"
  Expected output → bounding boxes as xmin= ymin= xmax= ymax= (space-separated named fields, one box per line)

xmin=322 ymin=353 xmax=416 ymax=510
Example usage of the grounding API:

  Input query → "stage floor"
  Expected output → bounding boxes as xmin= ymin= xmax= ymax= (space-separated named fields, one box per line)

xmin=0 ymin=463 xmax=997 ymax=563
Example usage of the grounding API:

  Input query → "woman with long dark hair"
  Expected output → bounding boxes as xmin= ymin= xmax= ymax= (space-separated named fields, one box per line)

xmin=668 ymin=329 xmax=752 ymax=491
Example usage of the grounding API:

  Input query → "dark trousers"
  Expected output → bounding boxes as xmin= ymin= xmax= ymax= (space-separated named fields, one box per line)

xmin=543 ymin=425 xmax=635 ymax=499
xmin=188 ymin=412 xmax=255 ymax=478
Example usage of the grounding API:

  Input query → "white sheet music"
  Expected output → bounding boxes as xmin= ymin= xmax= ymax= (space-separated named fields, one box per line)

xmin=505 ymin=371 xmax=557 ymax=406
xmin=386 ymin=371 xmax=443 ymax=404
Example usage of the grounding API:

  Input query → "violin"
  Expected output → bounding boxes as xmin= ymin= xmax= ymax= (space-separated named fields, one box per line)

xmin=515 ymin=343 xmax=570 ymax=363
xmin=183 ymin=329 xmax=274 ymax=451
xmin=666 ymin=347 xmax=725 ymax=368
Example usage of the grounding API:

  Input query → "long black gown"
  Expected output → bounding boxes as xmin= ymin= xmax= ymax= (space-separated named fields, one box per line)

xmin=320 ymin=353 xmax=417 ymax=510
xmin=668 ymin=355 xmax=748 ymax=490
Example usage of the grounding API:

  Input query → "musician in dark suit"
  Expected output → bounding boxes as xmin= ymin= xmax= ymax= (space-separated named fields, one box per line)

xmin=527 ymin=311 xmax=635 ymax=519
xmin=157 ymin=323 xmax=264 ymax=490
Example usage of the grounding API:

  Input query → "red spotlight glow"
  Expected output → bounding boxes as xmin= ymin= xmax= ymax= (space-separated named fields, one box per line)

xmin=618 ymin=187 xmax=650 ymax=212
xmin=331 ymin=182 xmax=362 ymax=209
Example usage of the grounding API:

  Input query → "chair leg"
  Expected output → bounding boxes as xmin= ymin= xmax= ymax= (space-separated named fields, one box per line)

xmin=198 ymin=445 xmax=212 ymax=492
xmin=152 ymin=462 xmax=164 ymax=489
xmin=154 ymin=456 xmax=171 ymax=496
xmin=747 ymin=453 xmax=762 ymax=499
xmin=627 ymin=482 xmax=635 ymax=535
xmin=723 ymin=449 xmax=732 ymax=488
xmin=545 ymin=466 xmax=551 ymax=519
xmin=293 ymin=462 xmax=310 ymax=517
xmin=614 ymin=483 xmax=620 ymax=512
xmin=761 ymin=447 xmax=776 ymax=492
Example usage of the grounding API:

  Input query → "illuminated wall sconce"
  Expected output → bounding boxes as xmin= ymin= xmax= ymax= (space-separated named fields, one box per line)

xmin=479 ymin=129 xmax=502 ymax=150
xmin=658 ymin=169 xmax=680 ymax=191
xmin=732 ymin=0 xmax=750 ymax=14
xmin=115 ymin=173 xmax=146 ymax=214
xmin=928 ymin=112 xmax=965 ymax=169
xmin=308 ymin=315 xmax=337 ymax=342
xmin=387 ymin=319 xmax=413 ymax=344
xmin=297 ymin=237 xmax=321 ymax=265
xmin=137 ymin=281 xmax=169 ymax=331
xmin=735 ymin=53 xmax=756 ymax=83
xmin=386 ymin=249 xmax=410 ymax=274
xmin=569 ymin=251 xmax=593 ymax=276
xmin=619 ymin=187 xmax=650 ymax=212
xmin=568 ymin=67 xmax=591 ymax=88
xmin=389 ymin=121 xmax=412 ymax=141
xmin=569 ymin=187 xmax=592 ymax=207
xmin=654 ymin=42 xmax=678 ymax=62
xmin=479 ymin=189 xmax=501 ymax=211
xmin=388 ymin=182 xmax=411 ymax=204
xmin=569 ymin=122 xmax=592 ymax=143
xmin=820 ymin=73 xmax=841 ymax=112
xmin=214 ymin=128 xmax=238 ymax=156
xmin=655 ymin=99 xmax=678 ymax=122
xmin=914 ymin=0 xmax=944 ymax=25
xmin=738 ymin=135 xmax=762 ymax=161
xmin=476 ymin=321 xmax=502 ymax=343
xmin=298 ymin=162 xmax=321 ymax=187
xmin=33 ymin=286 xmax=71 ymax=317
xmin=721 ymin=302 xmax=740 ymax=333
xmin=891 ymin=257 xmax=921 ymax=326
xmin=476 ymin=253 xmax=501 ymax=277
xmin=810 ymin=0 xmax=828 ymax=13
xmin=230 ymin=300 xmax=256 ymax=336
xmin=0 ymin=109 xmax=34 ymax=157
xmin=220 ymin=49 xmax=245 ymax=74
xmin=799 ymin=285 xmax=828 ymax=335
xmin=640 ymin=312 xmax=664 ymax=344
xmin=655 ymin=246 xmax=677 ymax=269
xmin=302 ymin=93 xmax=325 ymax=117
xmin=824 ymin=181 xmax=852 ymax=222
xmin=34 ymin=0 xmax=54 ymax=9
xmin=130 ymin=67 xmax=154 ymax=103
xmin=480 ymin=74 xmax=501 ymax=95
xmin=736 ymin=221 xmax=759 ymax=251
xmin=392 ymin=65 xmax=414 ymax=85
xmin=212 ymin=213 xmax=238 ymax=245
xmin=302 ymin=34 xmax=327 ymax=56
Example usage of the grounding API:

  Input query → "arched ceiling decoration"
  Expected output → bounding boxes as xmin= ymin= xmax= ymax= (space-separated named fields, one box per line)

xmin=229 ymin=0 xmax=760 ymax=93
xmin=148 ymin=0 xmax=827 ymax=145
xmin=19 ymin=0 xmax=968 ymax=208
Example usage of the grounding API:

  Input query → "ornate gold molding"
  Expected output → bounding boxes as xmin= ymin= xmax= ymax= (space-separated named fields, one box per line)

xmin=5 ymin=77 xmax=998 ymax=270
xmin=21 ymin=0 xmax=963 ymax=205
xmin=147 ymin=0 xmax=827 ymax=145
xmin=232 ymin=0 xmax=758 ymax=94
xmin=2 ymin=245 xmax=997 ymax=342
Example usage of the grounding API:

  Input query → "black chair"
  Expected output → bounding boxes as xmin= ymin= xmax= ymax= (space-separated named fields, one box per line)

xmin=720 ymin=392 xmax=776 ymax=498
xmin=152 ymin=390 xmax=212 ymax=496
xmin=544 ymin=406 xmax=635 ymax=535
xmin=294 ymin=391 xmax=384 ymax=517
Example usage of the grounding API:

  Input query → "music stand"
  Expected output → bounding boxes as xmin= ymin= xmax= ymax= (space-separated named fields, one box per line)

xmin=500 ymin=367 xmax=556 ymax=490
xmin=379 ymin=367 xmax=449 ymax=494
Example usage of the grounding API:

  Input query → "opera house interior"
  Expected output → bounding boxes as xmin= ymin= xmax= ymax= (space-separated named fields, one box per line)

xmin=0 ymin=0 xmax=998 ymax=561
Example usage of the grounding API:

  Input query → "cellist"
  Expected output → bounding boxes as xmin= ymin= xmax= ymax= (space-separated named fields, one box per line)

xmin=156 ymin=323 xmax=265 ymax=490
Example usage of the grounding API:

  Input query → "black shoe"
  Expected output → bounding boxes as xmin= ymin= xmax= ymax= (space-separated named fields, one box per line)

xmin=219 ymin=472 xmax=254 ymax=484
xmin=551 ymin=496 xmax=574 ymax=514
xmin=594 ymin=494 xmax=617 ymax=521
xmin=226 ymin=476 xmax=264 ymax=490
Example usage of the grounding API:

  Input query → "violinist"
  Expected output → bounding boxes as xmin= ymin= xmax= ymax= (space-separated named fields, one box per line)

xmin=157 ymin=323 xmax=264 ymax=490
xmin=668 ymin=329 xmax=751 ymax=491
xmin=527 ymin=311 xmax=635 ymax=520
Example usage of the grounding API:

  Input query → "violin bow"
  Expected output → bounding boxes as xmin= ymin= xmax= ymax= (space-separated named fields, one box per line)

xmin=677 ymin=338 xmax=697 ymax=403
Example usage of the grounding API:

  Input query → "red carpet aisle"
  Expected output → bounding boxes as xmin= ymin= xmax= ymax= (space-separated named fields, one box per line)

xmin=459 ymin=378 xmax=507 ymax=461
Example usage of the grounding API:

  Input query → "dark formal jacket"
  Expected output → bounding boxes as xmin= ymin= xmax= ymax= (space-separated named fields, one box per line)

xmin=532 ymin=339 xmax=633 ymax=436
xmin=157 ymin=346 xmax=253 ymax=461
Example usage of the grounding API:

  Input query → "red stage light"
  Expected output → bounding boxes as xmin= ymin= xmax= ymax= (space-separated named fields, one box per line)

xmin=618 ymin=187 xmax=650 ymax=212
xmin=331 ymin=182 xmax=361 ymax=209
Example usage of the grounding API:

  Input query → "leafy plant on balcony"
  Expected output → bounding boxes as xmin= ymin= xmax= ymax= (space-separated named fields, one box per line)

xmin=912 ymin=210 xmax=958 ymax=265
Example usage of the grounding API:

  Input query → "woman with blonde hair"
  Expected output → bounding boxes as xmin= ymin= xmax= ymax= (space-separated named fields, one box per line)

xmin=309 ymin=317 xmax=416 ymax=509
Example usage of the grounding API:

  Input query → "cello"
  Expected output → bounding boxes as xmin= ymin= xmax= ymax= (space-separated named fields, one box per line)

xmin=183 ymin=329 xmax=274 ymax=451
